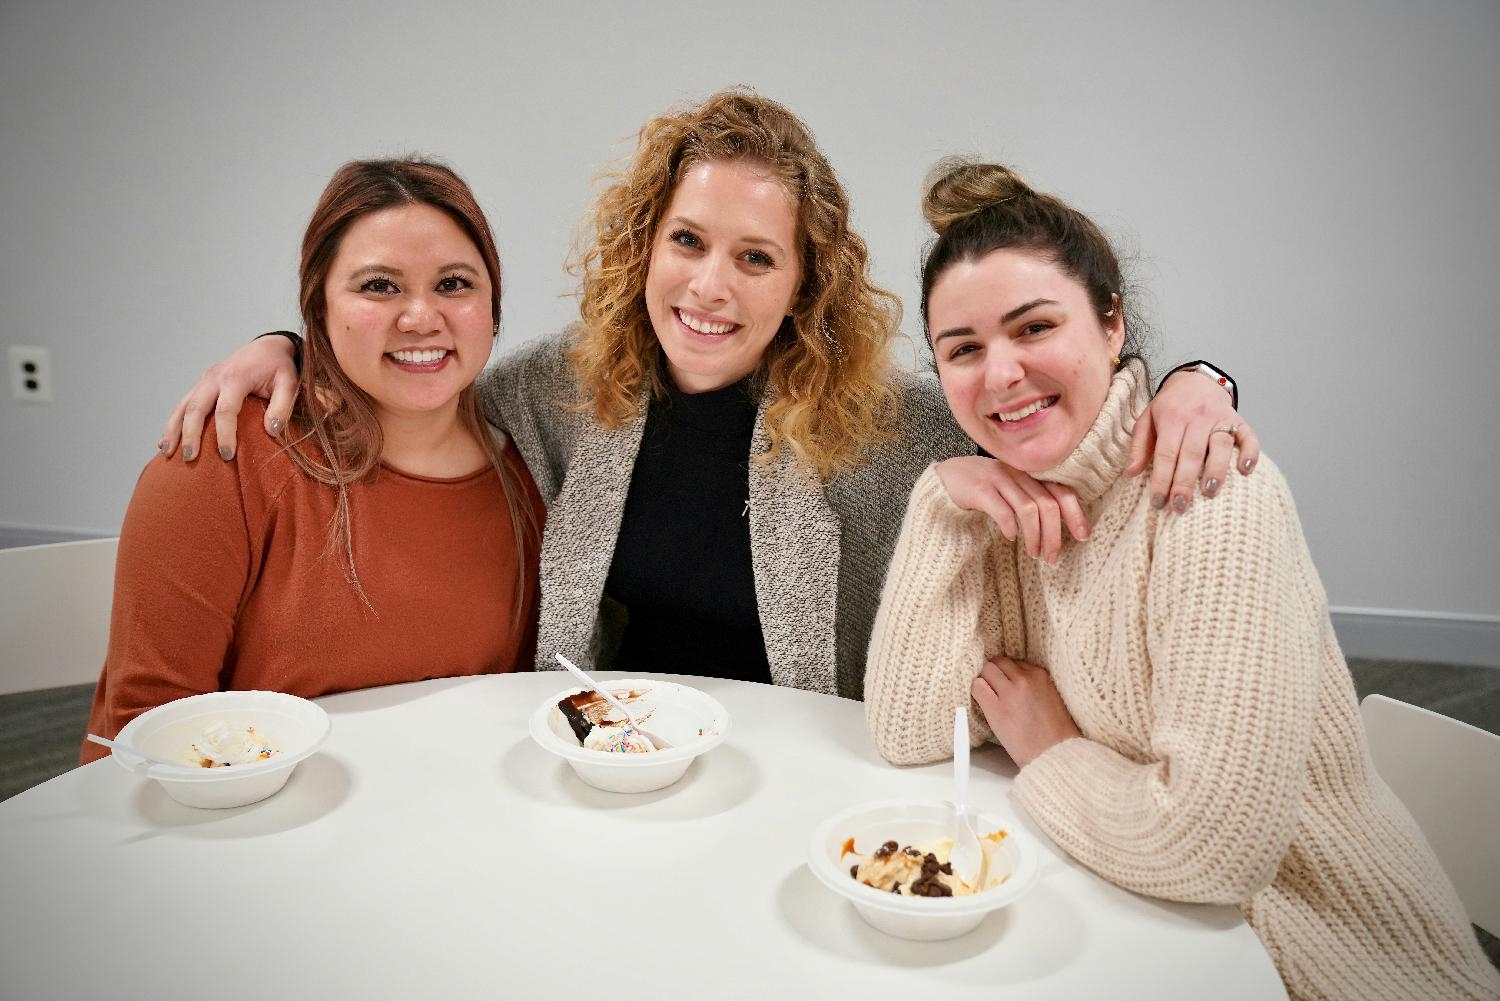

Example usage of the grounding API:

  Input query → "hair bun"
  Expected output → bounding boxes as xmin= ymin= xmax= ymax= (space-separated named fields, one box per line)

xmin=921 ymin=157 xmax=1035 ymax=236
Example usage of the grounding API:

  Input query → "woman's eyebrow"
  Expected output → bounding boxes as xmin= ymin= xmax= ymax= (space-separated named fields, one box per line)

xmin=664 ymin=214 xmax=789 ymax=257
xmin=345 ymin=262 xmax=480 ymax=280
xmin=347 ymin=264 xmax=402 ymax=280
xmin=933 ymin=298 xmax=1060 ymax=343
xmin=1000 ymin=298 xmax=1057 ymax=324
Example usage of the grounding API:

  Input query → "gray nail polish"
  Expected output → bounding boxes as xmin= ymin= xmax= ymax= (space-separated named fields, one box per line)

xmin=218 ymin=446 xmax=234 ymax=461
xmin=1242 ymin=457 xmax=1256 ymax=473
xmin=1172 ymin=495 xmax=1188 ymax=512
xmin=157 ymin=440 xmax=168 ymax=454
xmin=183 ymin=446 xmax=195 ymax=461
xmin=1151 ymin=494 xmax=1166 ymax=510
xmin=270 ymin=418 xmax=283 ymax=435
xmin=1204 ymin=478 xmax=1219 ymax=495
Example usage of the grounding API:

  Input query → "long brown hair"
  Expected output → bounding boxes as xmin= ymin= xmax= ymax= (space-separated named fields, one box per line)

xmin=290 ymin=157 xmax=539 ymax=610
xmin=570 ymin=87 xmax=902 ymax=480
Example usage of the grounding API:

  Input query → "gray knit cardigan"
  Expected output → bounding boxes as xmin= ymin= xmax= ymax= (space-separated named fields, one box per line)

xmin=476 ymin=328 xmax=974 ymax=699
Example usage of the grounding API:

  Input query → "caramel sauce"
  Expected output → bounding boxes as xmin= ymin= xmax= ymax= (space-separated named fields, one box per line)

xmin=840 ymin=836 xmax=858 ymax=859
xmin=571 ymin=688 xmax=655 ymax=726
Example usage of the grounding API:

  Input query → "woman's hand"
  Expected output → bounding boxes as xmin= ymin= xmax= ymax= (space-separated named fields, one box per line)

xmin=1126 ymin=368 xmax=1261 ymax=513
xmin=933 ymin=456 xmax=1088 ymax=564
xmin=970 ymin=656 xmax=1081 ymax=768
xmin=159 ymin=335 xmax=300 ymax=461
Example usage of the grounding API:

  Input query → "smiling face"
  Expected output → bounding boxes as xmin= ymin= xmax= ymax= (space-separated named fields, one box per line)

xmin=928 ymin=249 xmax=1124 ymax=472
xmin=323 ymin=203 xmax=493 ymax=425
xmin=643 ymin=158 xmax=803 ymax=393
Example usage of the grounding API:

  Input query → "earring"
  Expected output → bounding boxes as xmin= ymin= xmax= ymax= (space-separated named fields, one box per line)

xmin=1111 ymin=354 xmax=1121 ymax=367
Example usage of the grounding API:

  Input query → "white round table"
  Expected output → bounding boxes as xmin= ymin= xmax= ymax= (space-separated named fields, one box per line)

xmin=0 ymin=673 xmax=1286 ymax=999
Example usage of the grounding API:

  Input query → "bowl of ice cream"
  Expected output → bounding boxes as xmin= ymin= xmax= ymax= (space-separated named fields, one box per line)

xmin=111 ymin=690 xmax=331 ymax=809
xmin=528 ymin=679 xmax=729 ymax=794
xmin=807 ymin=799 xmax=1039 ymax=941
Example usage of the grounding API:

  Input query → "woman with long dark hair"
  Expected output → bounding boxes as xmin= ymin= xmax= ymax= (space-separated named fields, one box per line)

xmin=82 ymin=158 xmax=543 ymax=760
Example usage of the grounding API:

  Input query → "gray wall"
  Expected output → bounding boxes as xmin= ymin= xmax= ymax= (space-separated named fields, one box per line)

xmin=3 ymin=1 xmax=1498 ymax=653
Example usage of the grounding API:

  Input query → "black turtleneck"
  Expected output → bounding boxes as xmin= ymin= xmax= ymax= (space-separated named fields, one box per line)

xmin=603 ymin=374 xmax=773 ymax=685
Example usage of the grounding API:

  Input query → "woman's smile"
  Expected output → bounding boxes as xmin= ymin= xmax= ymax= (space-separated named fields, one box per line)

xmin=929 ymin=249 xmax=1122 ymax=472
xmin=644 ymin=158 xmax=801 ymax=393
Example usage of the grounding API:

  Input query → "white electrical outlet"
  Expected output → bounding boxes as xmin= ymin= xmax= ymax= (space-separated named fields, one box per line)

xmin=9 ymin=346 xmax=55 ymax=403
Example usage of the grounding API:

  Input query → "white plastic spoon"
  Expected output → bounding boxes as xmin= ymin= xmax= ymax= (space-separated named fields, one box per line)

xmin=950 ymin=706 xmax=987 ymax=886
xmin=553 ymin=654 xmax=672 ymax=749
xmin=86 ymin=733 xmax=196 ymax=772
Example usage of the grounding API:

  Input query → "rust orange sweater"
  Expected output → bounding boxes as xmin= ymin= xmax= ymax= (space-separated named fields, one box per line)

xmin=82 ymin=401 xmax=543 ymax=763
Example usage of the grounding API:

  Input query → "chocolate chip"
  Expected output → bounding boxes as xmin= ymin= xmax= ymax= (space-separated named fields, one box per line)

xmin=850 ymin=865 xmax=859 ymax=879
xmin=891 ymin=883 xmax=901 ymax=894
xmin=939 ymin=862 xmax=953 ymax=875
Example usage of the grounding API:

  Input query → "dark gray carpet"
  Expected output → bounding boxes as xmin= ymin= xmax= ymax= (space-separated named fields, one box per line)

xmin=2 ymin=682 xmax=95 ymax=804
xmin=3 ymin=661 xmax=1496 ymax=969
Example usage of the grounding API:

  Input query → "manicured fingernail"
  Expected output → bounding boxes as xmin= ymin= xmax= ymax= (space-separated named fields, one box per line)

xmin=218 ymin=446 xmax=234 ymax=461
xmin=1172 ymin=495 xmax=1188 ymax=512
xmin=157 ymin=439 xmax=168 ymax=454
xmin=270 ymin=418 xmax=283 ymax=435
xmin=1241 ymin=457 xmax=1256 ymax=473
xmin=1151 ymin=494 xmax=1166 ymax=510
xmin=1204 ymin=478 xmax=1219 ymax=496
xmin=183 ymin=446 xmax=194 ymax=461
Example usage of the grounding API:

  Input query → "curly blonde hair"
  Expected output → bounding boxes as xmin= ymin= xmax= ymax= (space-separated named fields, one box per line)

xmin=570 ymin=87 xmax=901 ymax=480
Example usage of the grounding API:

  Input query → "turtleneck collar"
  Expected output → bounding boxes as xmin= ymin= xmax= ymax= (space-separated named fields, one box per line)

xmin=656 ymin=356 xmax=759 ymax=436
xmin=1033 ymin=359 xmax=1150 ymax=504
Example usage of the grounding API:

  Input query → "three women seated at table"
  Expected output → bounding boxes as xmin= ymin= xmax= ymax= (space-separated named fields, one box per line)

xmin=80 ymin=89 xmax=1494 ymax=1001
xmin=863 ymin=158 xmax=1500 ymax=1001
xmin=80 ymin=159 xmax=544 ymax=762
xmin=134 ymin=88 xmax=1244 ymax=721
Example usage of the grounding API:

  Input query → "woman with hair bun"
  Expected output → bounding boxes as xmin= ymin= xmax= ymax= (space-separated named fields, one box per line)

xmin=83 ymin=158 xmax=544 ymax=761
xmin=158 ymin=89 xmax=1251 ymax=698
xmin=865 ymin=158 xmax=1499 ymax=1001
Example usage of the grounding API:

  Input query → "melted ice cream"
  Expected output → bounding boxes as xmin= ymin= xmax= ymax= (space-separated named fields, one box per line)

xmin=188 ymin=720 xmax=277 ymax=768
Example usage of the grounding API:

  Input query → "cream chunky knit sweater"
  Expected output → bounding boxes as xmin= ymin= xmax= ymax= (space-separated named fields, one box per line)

xmin=865 ymin=362 xmax=1499 ymax=1001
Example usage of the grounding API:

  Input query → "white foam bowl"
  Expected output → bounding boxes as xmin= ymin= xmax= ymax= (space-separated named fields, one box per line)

xmin=808 ymin=799 xmax=1039 ymax=941
xmin=112 ymin=690 xmax=331 ymax=809
xmin=528 ymin=679 xmax=729 ymax=794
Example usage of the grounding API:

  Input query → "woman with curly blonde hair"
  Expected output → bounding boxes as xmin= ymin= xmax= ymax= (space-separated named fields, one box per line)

xmin=568 ymin=87 xmax=899 ymax=480
xmin=159 ymin=88 xmax=1251 ymax=697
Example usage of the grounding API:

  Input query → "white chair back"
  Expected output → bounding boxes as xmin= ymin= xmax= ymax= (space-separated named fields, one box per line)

xmin=1360 ymin=693 xmax=1500 ymax=934
xmin=0 ymin=538 xmax=117 ymax=695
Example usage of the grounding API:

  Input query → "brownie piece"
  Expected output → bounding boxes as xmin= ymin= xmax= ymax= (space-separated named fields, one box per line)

xmin=557 ymin=692 xmax=598 ymax=744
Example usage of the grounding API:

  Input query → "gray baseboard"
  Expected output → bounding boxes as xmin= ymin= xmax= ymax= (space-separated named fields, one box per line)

xmin=0 ymin=525 xmax=110 ymax=550
xmin=1331 ymin=608 xmax=1500 ymax=669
